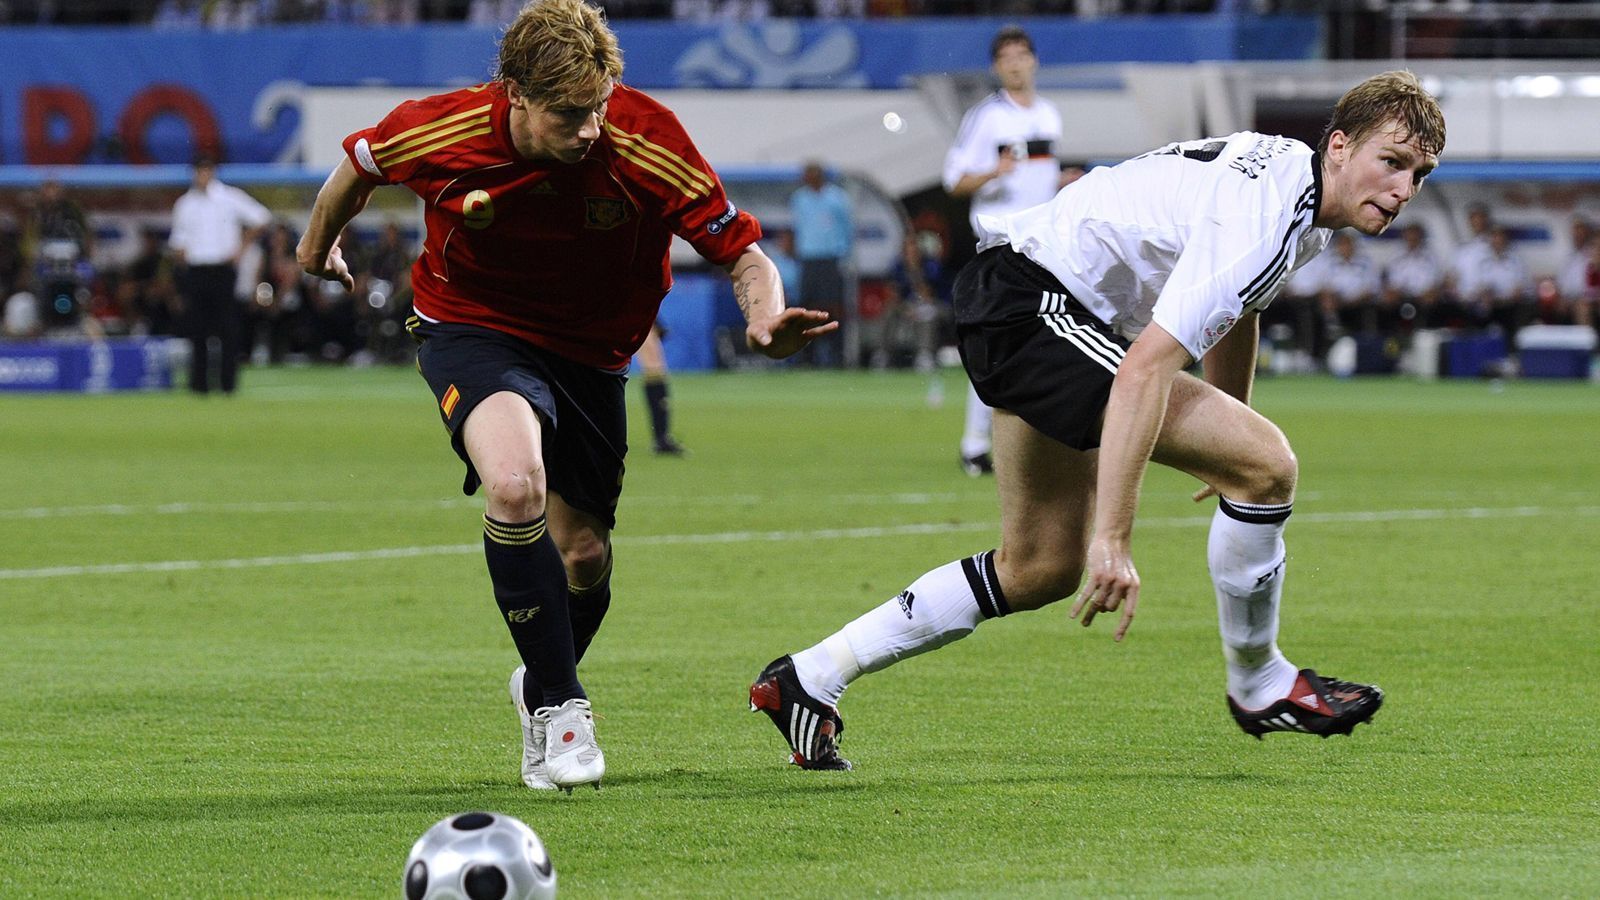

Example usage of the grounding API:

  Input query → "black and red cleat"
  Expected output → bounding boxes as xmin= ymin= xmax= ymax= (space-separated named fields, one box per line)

xmin=1229 ymin=668 xmax=1384 ymax=739
xmin=749 ymin=656 xmax=852 ymax=770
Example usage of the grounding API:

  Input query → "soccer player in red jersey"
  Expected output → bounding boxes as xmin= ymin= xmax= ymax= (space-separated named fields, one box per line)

xmin=297 ymin=0 xmax=835 ymax=793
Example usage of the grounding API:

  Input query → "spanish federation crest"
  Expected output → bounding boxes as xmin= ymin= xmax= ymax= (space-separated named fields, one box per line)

xmin=585 ymin=197 xmax=629 ymax=230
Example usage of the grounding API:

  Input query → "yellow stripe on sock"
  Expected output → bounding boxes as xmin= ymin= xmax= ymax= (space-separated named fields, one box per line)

xmin=483 ymin=516 xmax=547 ymax=546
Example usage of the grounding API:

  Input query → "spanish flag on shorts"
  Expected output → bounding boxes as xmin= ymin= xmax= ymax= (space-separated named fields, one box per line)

xmin=441 ymin=384 xmax=461 ymax=419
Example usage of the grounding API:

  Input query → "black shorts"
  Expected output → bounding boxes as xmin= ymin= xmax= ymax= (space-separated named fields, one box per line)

xmin=953 ymin=246 xmax=1130 ymax=451
xmin=410 ymin=319 xmax=627 ymax=528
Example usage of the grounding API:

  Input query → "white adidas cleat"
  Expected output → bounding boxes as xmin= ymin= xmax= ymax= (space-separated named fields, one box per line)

xmin=540 ymin=697 xmax=605 ymax=793
xmin=508 ymin=666 xmax=556 ymax=791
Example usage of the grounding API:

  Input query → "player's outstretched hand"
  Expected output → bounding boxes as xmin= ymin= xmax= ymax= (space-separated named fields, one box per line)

xmin=746 ymin=307 xmax=838 ymax=359
xmin=1192 ymin=484 xmax=1217 ymax=503
xmin=1070 ymin=536 xmax=1140 ymax=642
xmin=298 ymin=240 xmax=355 ymax=292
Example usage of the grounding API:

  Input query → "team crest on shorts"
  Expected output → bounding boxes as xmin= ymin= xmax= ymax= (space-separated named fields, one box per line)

xmin=1199 ymin=310 xmax=1238 ymax=351
xmin=585 ymin=197 xmax=630 ymax=230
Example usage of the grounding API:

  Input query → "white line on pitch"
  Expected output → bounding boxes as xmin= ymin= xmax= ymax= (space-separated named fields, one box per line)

xmin=6 ymin=496 xmax=1593 ymax=582
xmin=0 ymin=492 xmax=977 ymax=520
xmin=2 ymin=505 xmax=1596 ymax=582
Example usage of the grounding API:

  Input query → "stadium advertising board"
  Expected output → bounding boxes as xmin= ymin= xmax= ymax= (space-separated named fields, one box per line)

xmin=0 ymin=18 xmax=1316 ymax=166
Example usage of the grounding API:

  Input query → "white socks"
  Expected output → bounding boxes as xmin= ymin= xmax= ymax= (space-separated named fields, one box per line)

xmin=1210 ymin=497 xmax=1300 ymax=709
xmin=791 ymin=503 xmax=1303 ymax=714
xmin=960 ymin=381 xmax=993 ymax=458
xmin=792 ymin=552 xmax=1010 ymax=707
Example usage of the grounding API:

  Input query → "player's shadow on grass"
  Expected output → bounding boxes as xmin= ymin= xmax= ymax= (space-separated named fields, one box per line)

xmin=0 ymin=783 xmax=528 ymax=826
xmin=0 ymin=773 xmax=873 ymax=825
xmin=594 ymin=768 xmax=871 ymax=798
xmin=2 ymin=768 xmax=1282 ymax=826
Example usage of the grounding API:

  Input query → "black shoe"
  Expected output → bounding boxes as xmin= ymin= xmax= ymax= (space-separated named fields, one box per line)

xmin=748 ymin=656 xmax=852 ymax=770
xmin=653 ymin=436 xmax=687 ymax=456
xmin=1228 ymin=668 xmax=1383 ymax=739
xmin=960 ymin=452 xmax=993 ymax=477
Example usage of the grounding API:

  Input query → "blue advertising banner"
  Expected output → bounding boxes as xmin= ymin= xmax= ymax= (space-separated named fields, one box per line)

xmin=0 ymin=338 xmax=173 ymax=392
xmin=0 ymin=17 xmax=1317 ymax=166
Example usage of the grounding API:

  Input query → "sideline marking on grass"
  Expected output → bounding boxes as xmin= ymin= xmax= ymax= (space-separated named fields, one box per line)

xmin=3 ymin=505 xmax=1597 ymax=582
xmin=0 ymin=492 xmax=976 ymax=520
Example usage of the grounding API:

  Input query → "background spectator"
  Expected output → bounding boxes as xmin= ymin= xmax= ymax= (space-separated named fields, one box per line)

xmin=1383 ymin=222 xmax=1446 ymax=330
xmin=123 ymin=227 xmax=182 ymax=337
xmin=1449 ymin=202 xmax=1493 ymax=308
xmin=1473 ymin=225 xmax=1532 ymax=336
xmin=789 ymin=161 xmax=853 ymax=367
xmin=169 ymin=155 xmax=272 ymax=394
xmin=1320 ymin=231 xmax=1383 ymax=337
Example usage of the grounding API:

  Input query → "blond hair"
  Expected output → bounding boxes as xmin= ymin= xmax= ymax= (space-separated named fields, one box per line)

xmin=496 ymin=0 xmax=623 ymax=109
xmin=1320 ymin=70 xmax=1446 ymax=158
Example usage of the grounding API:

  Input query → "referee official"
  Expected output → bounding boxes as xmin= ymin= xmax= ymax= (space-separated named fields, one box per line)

xmin=168 ymin=155 xmax=271 ymax=394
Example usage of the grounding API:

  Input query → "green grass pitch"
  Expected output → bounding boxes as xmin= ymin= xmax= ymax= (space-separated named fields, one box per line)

xmin=2 ymin=366 xmax=1597 ymax=897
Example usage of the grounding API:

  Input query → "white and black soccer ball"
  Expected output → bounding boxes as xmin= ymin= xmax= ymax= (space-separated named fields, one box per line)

xmin=403 ymin=812 xmax=556 ymax=900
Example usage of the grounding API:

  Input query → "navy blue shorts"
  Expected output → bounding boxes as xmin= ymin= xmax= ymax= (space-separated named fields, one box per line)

xmin=953 ymin=247 xmax=1131 ymax=452
xmin=409 ymin=319 xmax=627 ymax=529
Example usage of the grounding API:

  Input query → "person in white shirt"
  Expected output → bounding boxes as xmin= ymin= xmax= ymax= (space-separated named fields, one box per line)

xmin=942 ymin=25 xmax=1069 ymax=477
xmin=750 ymin=71 xmax=1445 ymax=770
xmin=169 ymin=155 xmax=272 ymax=394
xmin=1261 ymin=240 xmax=1330 ymax=361
xmin=1383 ymin=222 xmax=1447 ymax=328
xmin=1553 ymin=216 xmax=1594 ymax=324
xmin=1448 ymin=202 xmax=1492 ymax=313
xmin=1473 ymin=225 xmax=1532 ymax=335
xmin=1320 ymin=231 xmax=1382 ymax=334
xmin=1555 ymin=217 xmax=1593 ymax=301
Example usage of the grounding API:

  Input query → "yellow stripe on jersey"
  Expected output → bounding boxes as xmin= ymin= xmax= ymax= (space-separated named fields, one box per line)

xmin=376 ymin=116 xmax=493 ymax=166
xmin=375 ymin=114 xmax=491 ymax=162
xmin=605 ymin=123 xmax=713 ymax=198
xmin=605 ymin=125 xmax=714 ymax=191
xmin=373 ymin=104 xmax=494 ymax=154
xmin=611 ymin=142 xmax=701 ymax=199
xmin=379 ymin=125 xmax=494 ymax=167
xmin=605 ymin=123 xmax=714 ymax=191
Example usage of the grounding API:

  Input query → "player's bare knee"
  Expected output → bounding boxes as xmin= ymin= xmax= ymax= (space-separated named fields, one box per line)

xmin=997 ymin=549 xmax=1082 ymax=611
xmin=483 ymin=469 xmax=546 ymax=521
xmin=562 ymin=537 xmax=610 ymax=586
xmin=1233 ymin=435 xmax=1297 ymax=504
xmin=1257 ymin=443 xmax=1298 ymax=503
xmin=1041 ymin=563 xmax=1085 ymax=606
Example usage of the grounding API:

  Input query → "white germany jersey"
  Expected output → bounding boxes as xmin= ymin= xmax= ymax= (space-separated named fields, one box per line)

xmin=943 ymin=91 xmax=1064 ymax=230
xmin=977 ymin=131 xmax=1331 ymax=361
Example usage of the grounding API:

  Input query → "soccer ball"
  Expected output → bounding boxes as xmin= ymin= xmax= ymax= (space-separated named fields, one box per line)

xmin=403 ymin=812 xmax=557 ymax=900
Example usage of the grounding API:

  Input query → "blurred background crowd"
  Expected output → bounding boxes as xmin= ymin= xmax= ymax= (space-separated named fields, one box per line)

xmin=4 ymin=174 xmax=1597 ymax=373
xmin=0 ymin=181 xmax=420 ymax=366
xmin=0 ymin=1 xmax=1326 ymax=27
xmin=4 ymin=1 xmax=1600 ymax=381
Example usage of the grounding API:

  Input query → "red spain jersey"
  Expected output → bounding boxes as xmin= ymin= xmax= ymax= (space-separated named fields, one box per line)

xmin=342 ymin=82 xmax=761 ymax=369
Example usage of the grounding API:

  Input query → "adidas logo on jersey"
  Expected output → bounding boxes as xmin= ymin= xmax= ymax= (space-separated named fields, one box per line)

xmin=896 ymin=590 xmax=915 ymax=619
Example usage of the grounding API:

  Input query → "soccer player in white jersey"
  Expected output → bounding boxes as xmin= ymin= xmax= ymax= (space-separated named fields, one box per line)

xmin=943 ymin=26 xmax=1069 ymax=477
xmin=751 ymin=71 xmax=1445 ymax=770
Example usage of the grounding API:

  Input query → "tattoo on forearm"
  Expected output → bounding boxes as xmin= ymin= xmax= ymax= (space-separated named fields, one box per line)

xmin=732 ymin=265 xmax=761 ymax=317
